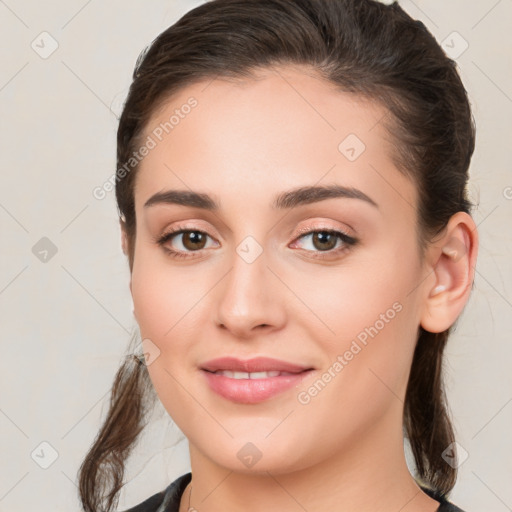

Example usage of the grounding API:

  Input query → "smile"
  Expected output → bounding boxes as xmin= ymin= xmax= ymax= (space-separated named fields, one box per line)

xmin=210 ymin=370 xmax=296 ymax=379
xmin=202 ymin=368 xmax=314 ymax=404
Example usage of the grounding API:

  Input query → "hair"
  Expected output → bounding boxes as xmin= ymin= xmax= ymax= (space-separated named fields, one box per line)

xmin=78 ymin=0 xmax=476 ymax=510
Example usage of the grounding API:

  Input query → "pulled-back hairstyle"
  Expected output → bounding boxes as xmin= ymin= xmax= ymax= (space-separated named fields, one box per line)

xmin=78 ymin=0 xmax=476 ymax=510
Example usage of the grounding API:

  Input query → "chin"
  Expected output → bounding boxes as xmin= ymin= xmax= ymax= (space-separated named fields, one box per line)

xmin=194 ymin=436 xmax=317 ymax=476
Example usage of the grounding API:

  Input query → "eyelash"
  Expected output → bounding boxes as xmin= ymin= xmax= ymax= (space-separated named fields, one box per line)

xmin=153 ymin=225 xmax=358 ymax=261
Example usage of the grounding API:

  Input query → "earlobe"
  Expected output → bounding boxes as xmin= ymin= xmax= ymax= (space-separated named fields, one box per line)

xmin=420 ymin=212 xmax=478 ymax=333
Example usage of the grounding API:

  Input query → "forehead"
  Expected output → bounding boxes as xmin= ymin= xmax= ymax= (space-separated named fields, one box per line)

xmin=133 ymin=64 xmax=416 ymax=216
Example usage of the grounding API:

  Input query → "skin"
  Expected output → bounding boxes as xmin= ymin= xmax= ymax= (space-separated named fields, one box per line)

xmin=123 ymin=64 xmax=478 ymax=512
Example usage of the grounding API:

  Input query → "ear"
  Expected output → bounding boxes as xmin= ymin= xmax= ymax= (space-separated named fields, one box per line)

xmin=420 ymin=211 xmax=478 ymax=333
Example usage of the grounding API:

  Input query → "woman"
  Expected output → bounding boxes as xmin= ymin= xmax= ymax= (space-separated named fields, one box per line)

xmin=78 ymin=0 xmax=478 ymax=511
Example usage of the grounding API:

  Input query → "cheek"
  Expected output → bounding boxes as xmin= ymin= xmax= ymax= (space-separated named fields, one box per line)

xmin=131 ymin=252 xmax=205 ymax=341
xmin=297 ymin=248 xmax=421 ymax=405
xmin=131 ymin=270 xmax=169 ymax=340
xmin=293 ymin=255 xmax=414 ymax=344
xmin=295 ymin=300 xmax=417 ymax=456
xmin=130 ymin=258 xmax=204 ymax=427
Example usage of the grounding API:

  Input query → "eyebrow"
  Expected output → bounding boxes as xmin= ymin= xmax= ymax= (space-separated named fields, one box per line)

xmin=143 ymin=184 xmax=379 ymax=210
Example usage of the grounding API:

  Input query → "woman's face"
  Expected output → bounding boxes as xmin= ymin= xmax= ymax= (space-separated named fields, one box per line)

xmin=129 ymin=65 xmax=430 ymax=473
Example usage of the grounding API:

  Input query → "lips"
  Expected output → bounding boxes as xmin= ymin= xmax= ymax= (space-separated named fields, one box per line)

xmin=200 ymin=356 xmax=312 ymax=374
xmin=200 ymin=356 xmax=314 ymax=404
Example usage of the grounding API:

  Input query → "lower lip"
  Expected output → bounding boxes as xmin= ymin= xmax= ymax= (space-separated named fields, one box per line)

xmin=202 ymin=370 xmax=313 ymax=404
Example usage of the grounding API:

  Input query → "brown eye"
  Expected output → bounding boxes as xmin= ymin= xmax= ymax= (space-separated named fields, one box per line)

xmin=291 ymin=228 xmax=358 ymax=259
xmin=181 ymin=231 xmax=207 ymax=251
xmin=156 ymin=228 xmax=218 ymax=258
xmin=311 ymin=231 xmax=338 ymax=251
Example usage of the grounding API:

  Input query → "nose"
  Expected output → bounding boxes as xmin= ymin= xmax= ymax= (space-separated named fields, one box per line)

xmin=214 ymin=243 xmax=286 ymax=339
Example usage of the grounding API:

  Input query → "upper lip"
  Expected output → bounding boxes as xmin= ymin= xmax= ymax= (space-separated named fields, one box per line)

xmin=200 ymin=356 xmax=313 ymax=374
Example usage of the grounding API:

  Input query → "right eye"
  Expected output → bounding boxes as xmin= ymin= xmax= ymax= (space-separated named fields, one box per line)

xmin=155 ymin=228 xmax=219 ymax=259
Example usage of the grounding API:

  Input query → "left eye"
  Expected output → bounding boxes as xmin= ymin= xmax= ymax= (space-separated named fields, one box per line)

xmin=292 ymin=230 xmax=356 ymax=253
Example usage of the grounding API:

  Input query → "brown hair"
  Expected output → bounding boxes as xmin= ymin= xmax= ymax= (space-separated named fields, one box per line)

xmin=78 ymin=0 xmax=476 ymax=510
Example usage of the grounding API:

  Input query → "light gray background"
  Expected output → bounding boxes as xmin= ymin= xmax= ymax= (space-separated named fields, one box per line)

xmin=0 ymin=1 xmax=511 ymax=511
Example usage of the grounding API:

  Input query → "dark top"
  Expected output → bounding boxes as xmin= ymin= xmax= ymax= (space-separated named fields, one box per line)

xmin=121 ymin=472 xmax=467 ymax=512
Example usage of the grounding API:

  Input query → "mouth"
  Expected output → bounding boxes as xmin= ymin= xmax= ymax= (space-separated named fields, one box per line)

xmin=205 ymin=369 xmax=300 ymax=379
xmin=200 ymin=356 xmax=315 ymax=404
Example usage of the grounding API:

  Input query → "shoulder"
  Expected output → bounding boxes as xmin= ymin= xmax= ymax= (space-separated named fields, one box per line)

xmin=121 ymin=472 xmax=192 ymax=512
xmin=420 ymin=484 xmax=468 ymax=512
